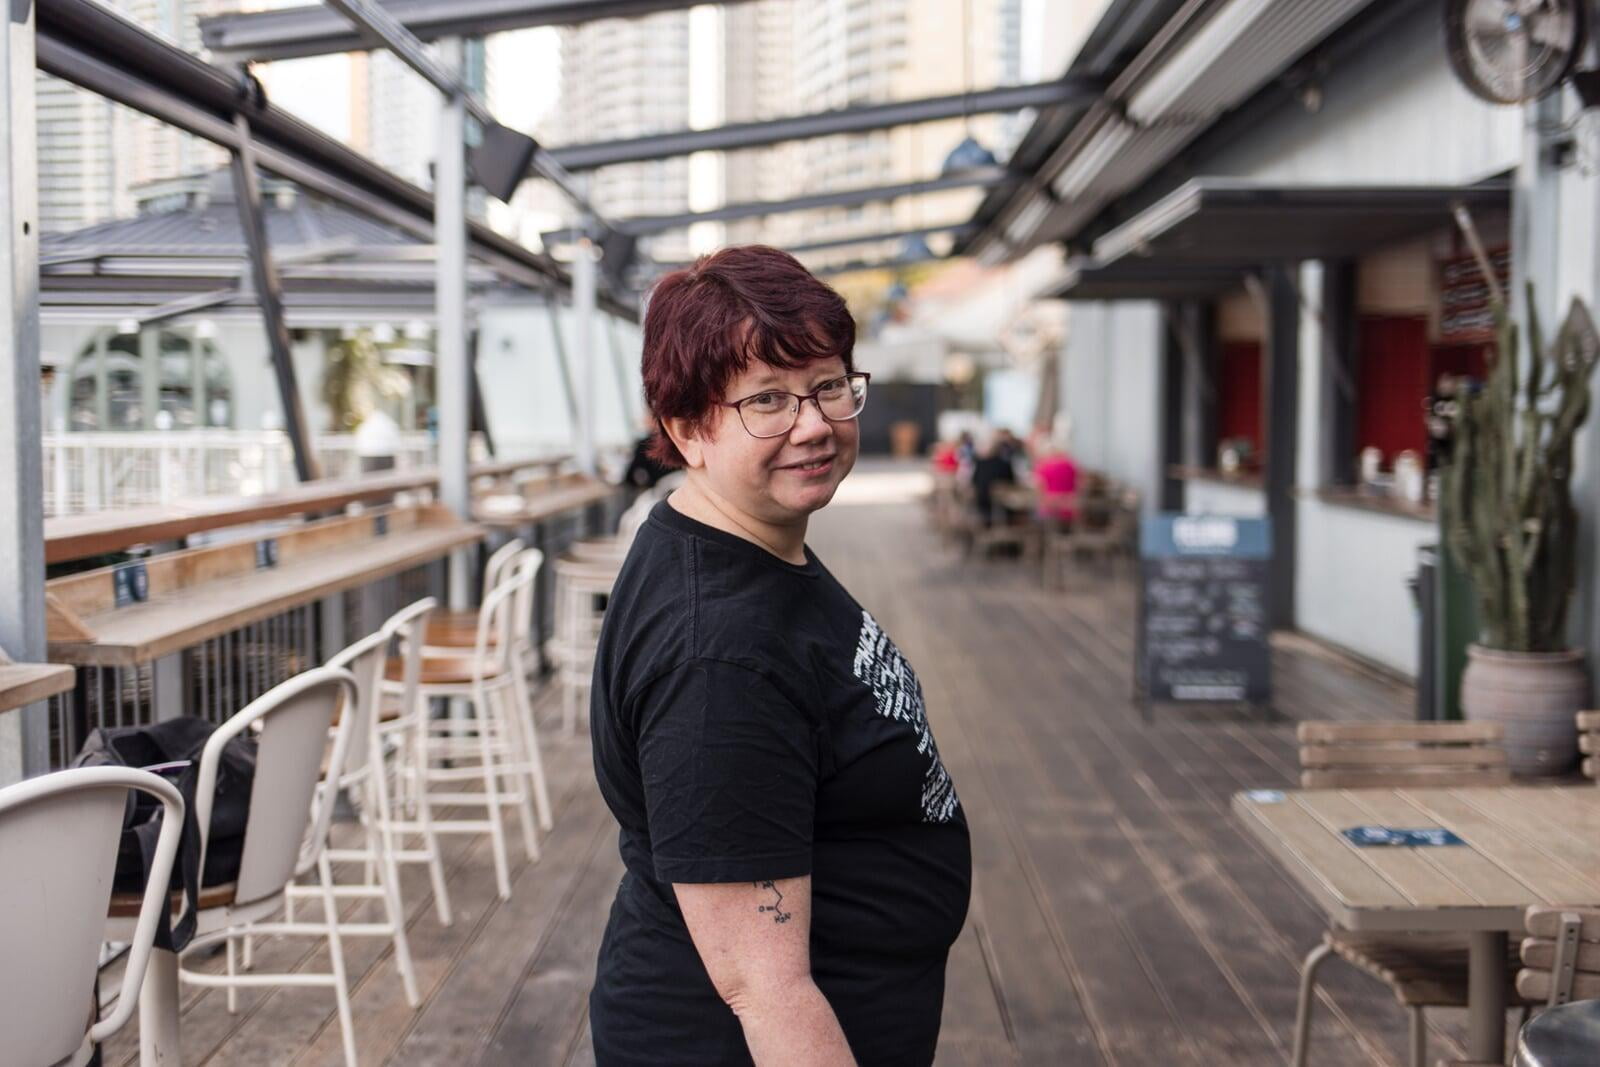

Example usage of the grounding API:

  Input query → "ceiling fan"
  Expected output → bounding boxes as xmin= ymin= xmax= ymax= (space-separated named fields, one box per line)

xmin=1445 ymin=0 xmax=1587 ymax=104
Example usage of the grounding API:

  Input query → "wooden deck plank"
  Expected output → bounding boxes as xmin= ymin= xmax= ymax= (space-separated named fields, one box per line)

xmin=95 ymin=463 xmax=1481 ymax=1066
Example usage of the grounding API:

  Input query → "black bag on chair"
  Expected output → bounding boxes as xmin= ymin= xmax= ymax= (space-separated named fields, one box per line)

xmin=72 ymin=716 xmax=258 ymax=951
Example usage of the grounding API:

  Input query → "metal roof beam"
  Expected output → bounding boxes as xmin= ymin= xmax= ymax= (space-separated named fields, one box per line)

xmin=546 ymin=80 xmax=1101 ymax=171
xmin=546 ymin=169 xmax=1012 ymax=241
xmin=202 ymin=0 xmax=758 ymax=64
xmin=34 ymin=0 xmax=636 ymax=319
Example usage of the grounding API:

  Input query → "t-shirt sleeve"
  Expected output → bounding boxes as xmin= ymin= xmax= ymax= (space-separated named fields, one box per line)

xmin=634 ymin=658 xmax=817 ymax=884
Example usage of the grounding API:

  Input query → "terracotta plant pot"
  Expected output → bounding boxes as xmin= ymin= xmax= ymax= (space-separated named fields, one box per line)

xmin=1460 ymin=644 xmax=1586 ymax=777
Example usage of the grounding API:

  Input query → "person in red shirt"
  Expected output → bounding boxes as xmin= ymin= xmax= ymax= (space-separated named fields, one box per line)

xmin=1031 ymin=432 xmax=1078 ymax=525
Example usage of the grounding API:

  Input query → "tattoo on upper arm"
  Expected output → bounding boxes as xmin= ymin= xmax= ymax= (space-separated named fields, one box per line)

xmin=753 ymin=880 xmax=792 ymax=924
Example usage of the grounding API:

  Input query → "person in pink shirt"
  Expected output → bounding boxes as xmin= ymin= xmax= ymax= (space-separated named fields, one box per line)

xmin=1032 ymin=436 xmax=1078 ymax=525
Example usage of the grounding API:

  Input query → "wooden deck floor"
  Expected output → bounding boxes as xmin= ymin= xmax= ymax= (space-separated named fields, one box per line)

xmin=102 ymin=465 xmax=1490 ymax=1066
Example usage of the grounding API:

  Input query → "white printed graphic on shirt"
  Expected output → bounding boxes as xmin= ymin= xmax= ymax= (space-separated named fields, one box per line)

xmin=851 ymin=610 xmax=960 ymax=823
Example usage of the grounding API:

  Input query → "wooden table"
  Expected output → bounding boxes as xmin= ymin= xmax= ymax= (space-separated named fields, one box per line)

xmin=1234 ymin=785 xmax=1600 ymax=1061
xmin=0 ymin=662 xmax=75 ymax=713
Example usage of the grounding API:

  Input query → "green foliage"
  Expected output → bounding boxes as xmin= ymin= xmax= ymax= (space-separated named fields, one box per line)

xmin=1443 ymin=284 xmax=1600 ymax=651
xmin=321 ymin=330 xmax=410 ymax=431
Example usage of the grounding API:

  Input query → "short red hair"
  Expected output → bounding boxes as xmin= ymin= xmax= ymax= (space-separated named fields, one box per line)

xmin=641 ymin=245 xmax=856 ymax=467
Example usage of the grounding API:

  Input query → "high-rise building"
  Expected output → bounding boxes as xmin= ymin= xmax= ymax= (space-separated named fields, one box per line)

xmin=549 ymin=11 xmax=694 ymax=260
xmin=35 ymin=0 xmax=258 ymax=233
xmin=715 ymin=0 xmax=1024 ymax=268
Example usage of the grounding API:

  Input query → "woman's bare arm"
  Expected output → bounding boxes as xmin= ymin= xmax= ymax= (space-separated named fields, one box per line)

xmin=674 ymin=876 xmax=857 ymax=1066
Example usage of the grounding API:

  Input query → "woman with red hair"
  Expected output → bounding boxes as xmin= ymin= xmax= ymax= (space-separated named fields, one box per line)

xmin=588 ymin=246 xmax=971 ymax=1066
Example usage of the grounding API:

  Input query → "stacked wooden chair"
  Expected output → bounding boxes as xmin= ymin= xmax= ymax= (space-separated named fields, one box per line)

xmin=1292 ymin=721 xmax=1522 ymax=1067
xmin=1579 ymin=710 xmax=1599 ymax=782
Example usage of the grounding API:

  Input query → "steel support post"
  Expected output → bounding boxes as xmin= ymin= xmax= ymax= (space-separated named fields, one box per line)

xmin=231 ymin=112 xmax=318 ymax=481
xmin=572 ymin=231 xmax=598 ymax=475
xmin=1264 ymin=265 xmax=1301 ymax=631
xmin=0 ymin=0 xmax=45 ymax=784
xmin=436 ymin=38 xmax=471 ymax=610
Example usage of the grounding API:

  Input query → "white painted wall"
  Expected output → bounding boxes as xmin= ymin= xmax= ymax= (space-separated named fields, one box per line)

xmin=1059 ymin=300 xmax=1163 ymax=511
xmin=1201 ymin=5 xmax=1518 ymax=186
xmin=1183 ymin=480 xmax=1265 ymax=517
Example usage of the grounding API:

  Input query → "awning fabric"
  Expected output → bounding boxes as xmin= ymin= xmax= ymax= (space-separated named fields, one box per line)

xmin=1091 ymin=178 xmax=1511 ymax=267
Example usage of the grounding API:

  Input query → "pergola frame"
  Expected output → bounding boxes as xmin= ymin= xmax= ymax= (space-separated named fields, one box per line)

xmin=546 ymin=169 xmax=1012 ymax=242
xmin=201 ymin=0 xmax=763 ymax=64
xmin=545 ymin=80 xmax=1100 ymax=171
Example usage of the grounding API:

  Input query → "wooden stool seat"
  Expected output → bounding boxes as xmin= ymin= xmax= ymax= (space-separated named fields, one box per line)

xmin=385 ymin=655 xmax=505 ymax=686
xmin=423 ymin=615 xmax=497 ymax=649
xmin=1325 ymin=930 xmax=1527 ymax=1008
xmin=107 ymin=881 xmax=237 ymax=918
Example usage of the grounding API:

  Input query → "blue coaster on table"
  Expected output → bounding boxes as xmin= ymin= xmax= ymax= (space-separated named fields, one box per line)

xmin=1343 ymin=826 xmax=1465 ymax=847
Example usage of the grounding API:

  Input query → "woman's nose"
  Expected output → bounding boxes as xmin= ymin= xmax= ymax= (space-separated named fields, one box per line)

xmin=789 ymin=396 xmax=833 ymax=442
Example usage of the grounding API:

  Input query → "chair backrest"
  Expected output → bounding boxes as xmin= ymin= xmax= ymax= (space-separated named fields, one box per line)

xmin=385 ymin=596 xmax=437 ymax=721
xmin=0 ymin=767 xmax=184 ymax=1064
xmin=510 ymin=547 xmax=545 ymax=647
xmin=477 ymin=551 xmax=540 ymax=676
xmin=617 ymin=494 xmax=655 ymax=545
xmin=480 ymin=537 xmax=526 ymax=604
xmin=1579 ymin=710 xmax=1599 ymax=783
xmin=1296 ymin=721 xmax=1511 ymax=789
xmin=325 ymin=628 xmax=390 ymax=787
xmin=1518 ymin=906 xmax=1600 ymax=1006
xmin=196 ymin=667 xmax=358 ymax=906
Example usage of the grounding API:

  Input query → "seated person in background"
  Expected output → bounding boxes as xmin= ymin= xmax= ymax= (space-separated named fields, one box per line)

xmin=931 ymin=438 xmax=961 ymax=475
xmin=970 ymin=432 xmax=1018 ymax=527
xmin=1031 ymin=434 xmax=1078 ymax=526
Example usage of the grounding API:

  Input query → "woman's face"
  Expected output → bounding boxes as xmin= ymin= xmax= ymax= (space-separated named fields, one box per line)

xmin=684 ymin=355 xmax=858 ymax=526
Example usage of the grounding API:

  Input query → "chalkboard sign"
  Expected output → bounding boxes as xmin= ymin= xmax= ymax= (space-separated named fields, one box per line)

xmin=1136 ymin=514 xmax=1272 ymax=719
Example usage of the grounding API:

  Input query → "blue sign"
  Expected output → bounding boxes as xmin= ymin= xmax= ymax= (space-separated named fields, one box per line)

xmin=255 ymin=538 xmax=279 ymax=569
xmin=113 ymin=562 xmax=149 ymax=607
xmin=1141 ymin=514 xmax=1273 ymax=559
xmin=1342 ymin=826 xmax=1466 ymax=848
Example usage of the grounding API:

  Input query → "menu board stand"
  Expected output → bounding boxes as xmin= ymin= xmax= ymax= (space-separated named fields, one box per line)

xmin=1135 ymin=514 xmax=1274 ymax=723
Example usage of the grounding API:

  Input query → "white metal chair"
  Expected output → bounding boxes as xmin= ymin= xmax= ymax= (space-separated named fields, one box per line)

xmin=107 ymin=666 xmax=363 ymax=1067
xmin=422 ymin=537 xmax=524 ymax=652
xmin=280 ymin=628 xmax=420 ymax=1007
xmin=394 ymin=552 xmax=544 ymax=899
xmin=1 ymin=766 xmax=184 ymax=1067
xmin=549 ymin=552 xmax=618 ymax=736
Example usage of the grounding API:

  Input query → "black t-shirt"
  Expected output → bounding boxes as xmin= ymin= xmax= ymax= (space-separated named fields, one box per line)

xmin=589 ymin=499 xmax=972 ymax=1066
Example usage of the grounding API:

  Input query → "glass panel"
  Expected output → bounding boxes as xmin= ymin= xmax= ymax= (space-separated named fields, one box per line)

xmin=201 ymin=340 xmax=233 ymax=428
xmin=105 ymin=335 xmax=143 ymax=430
xmin=70 ymin=342 xmax=99 ymax=430
xmin=158 ymin=330 xmax=196 ymax=430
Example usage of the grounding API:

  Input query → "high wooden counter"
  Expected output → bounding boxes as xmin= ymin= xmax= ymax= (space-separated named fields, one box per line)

xmin=45 ymin=456 xmax=566 ymax=565
xmin=474 ymin=474 xmax=617 ymax=528
xmin=47 ymin=504 xmax=483 ymax=667
xmin=0 ymin=662 xmax=75 ymax=713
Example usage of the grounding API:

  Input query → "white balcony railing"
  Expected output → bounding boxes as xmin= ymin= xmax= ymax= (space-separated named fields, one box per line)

xmin=40 ymin=430 xmax=445 ymax=517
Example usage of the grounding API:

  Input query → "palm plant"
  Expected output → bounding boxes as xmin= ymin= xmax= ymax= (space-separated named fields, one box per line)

xmin=1443 ymin=282 xmax=1600 ymax=651
xmin=321 ymin=329 xmax=410 ymax=432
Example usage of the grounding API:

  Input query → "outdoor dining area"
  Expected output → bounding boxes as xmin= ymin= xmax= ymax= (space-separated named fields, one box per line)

xmin=2 ymin=456 xmax=669 ymax=1066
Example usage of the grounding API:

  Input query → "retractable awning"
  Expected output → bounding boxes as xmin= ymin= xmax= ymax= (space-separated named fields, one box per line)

xmin=1091 ymin=178 xmax=1511 ymax=267
xmin=1045 ymin=258 xmax=1247 ymax=301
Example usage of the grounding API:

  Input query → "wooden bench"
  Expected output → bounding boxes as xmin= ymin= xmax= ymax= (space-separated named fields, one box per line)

xmin=46 ymin=504 xmax=482 ymax=667
xmin=1297 ymin=721 xmax=1511 ymax=790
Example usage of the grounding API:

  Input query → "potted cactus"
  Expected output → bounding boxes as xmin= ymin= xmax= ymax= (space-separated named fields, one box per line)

xmin=1443 ymin=280 xmax=1600 ymax=775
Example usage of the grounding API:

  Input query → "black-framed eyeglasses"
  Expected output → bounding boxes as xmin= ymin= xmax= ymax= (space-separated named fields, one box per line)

xmin=718 ymin=372 xmax=872 ymax=439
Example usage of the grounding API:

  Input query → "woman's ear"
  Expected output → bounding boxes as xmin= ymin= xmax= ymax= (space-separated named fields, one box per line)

xmin=661 ymin=415 xmax=707 ymax=470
